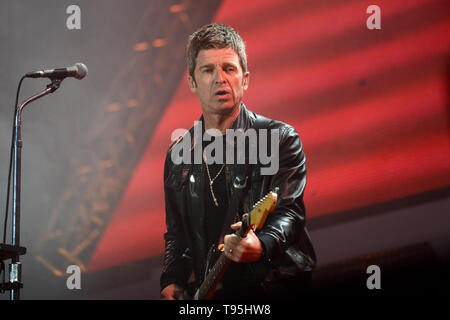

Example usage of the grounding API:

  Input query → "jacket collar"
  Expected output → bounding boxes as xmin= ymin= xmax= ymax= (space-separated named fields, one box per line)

xmin=190 ymin=102 xmax=254 ymax=151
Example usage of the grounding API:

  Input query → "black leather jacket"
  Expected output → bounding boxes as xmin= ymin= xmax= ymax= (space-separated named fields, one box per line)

xmin=161 ymin=104 xmax=316 ymax=295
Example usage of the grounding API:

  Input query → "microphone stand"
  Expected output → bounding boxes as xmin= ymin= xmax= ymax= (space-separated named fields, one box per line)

xmin=6 ymin=78 xmax=62 ymax=300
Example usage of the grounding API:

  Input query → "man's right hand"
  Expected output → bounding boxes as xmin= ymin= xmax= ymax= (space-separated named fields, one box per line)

xmin=160 ymin=284 xmax=185 ymax=300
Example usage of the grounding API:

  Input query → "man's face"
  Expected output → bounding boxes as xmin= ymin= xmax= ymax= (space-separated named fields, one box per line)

xmin=188 ymin=47 xmax=249 ymax=116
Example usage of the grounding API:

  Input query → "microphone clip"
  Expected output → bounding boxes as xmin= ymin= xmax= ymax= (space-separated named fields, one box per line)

xmin=46 ymin=78 xmax=63 ymax=93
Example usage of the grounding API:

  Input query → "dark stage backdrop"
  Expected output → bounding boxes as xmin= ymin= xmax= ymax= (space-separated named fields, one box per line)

xmin=0 ymin=0 xmax=449 ymax=299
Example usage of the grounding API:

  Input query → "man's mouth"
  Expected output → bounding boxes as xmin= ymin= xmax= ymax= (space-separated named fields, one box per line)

xmin=215 ymin=89 xmax=230 ymax=96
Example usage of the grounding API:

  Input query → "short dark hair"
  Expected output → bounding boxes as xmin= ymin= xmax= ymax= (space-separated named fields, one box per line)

xmin=186 ymin=23 xmax=248 ymax=78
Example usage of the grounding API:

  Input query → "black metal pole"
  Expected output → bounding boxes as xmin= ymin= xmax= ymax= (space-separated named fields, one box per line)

xmin=10 ymin=80 xmax=61 ymax=300
xmin=10 ymin=116 xmax=22 ymax=300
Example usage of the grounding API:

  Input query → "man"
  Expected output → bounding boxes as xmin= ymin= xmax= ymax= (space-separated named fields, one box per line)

xmin=160 ymin=23 xmax=316 ymax=300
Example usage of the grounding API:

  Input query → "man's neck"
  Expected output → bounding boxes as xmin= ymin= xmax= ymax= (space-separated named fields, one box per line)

xmin=203 ymin=103 xmax=241 ymax=134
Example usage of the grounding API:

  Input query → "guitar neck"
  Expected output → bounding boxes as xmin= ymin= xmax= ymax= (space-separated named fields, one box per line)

xmin=196 ymin=251 xmax=231 ymax=300
xmin=197 ymin=215 xmax=252 ymax=300
xmin=195 ymin=190 xmax=278 ymax=300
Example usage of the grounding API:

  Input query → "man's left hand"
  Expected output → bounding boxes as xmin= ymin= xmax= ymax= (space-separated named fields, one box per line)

xmin=224 ymin=221 xmax=263 ymax=263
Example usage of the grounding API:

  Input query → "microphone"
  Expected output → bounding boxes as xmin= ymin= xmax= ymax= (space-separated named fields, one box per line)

xmin=25 ymin=63 xmax=88 ymax=80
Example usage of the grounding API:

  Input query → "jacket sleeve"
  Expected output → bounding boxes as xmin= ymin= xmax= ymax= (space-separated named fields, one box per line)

xmin=257 ymin=125 xmax=315 ymax=268
xmin=160 ymin=152 xmax=192 ymax=291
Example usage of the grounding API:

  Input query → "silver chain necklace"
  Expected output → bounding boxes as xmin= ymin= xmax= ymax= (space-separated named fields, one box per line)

xmin=203 ymin=150 xmax=225 ymax=207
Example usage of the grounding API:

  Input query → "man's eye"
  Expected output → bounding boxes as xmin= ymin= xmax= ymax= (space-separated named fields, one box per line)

xmin=203 ymin=69 xmax=212 ymax=73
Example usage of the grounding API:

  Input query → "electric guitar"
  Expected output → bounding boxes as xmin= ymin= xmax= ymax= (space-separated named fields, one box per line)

xmin=193 ymin=188 xmax=278 ymax=300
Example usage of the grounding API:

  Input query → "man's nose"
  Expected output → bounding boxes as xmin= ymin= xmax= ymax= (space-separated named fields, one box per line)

xmin=215 ymin=68 xmax=226 ymax=84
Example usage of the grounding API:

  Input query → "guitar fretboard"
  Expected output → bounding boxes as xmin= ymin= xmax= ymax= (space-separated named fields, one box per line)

xmin=198 ymin=252 xmax=230 ymax=299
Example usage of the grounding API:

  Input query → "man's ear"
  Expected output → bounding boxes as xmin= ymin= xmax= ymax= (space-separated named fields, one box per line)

xmin=188 ymin=75 xmax=197 ymax=93
xmin=242 ymin=71 xmax=250 ymax=90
